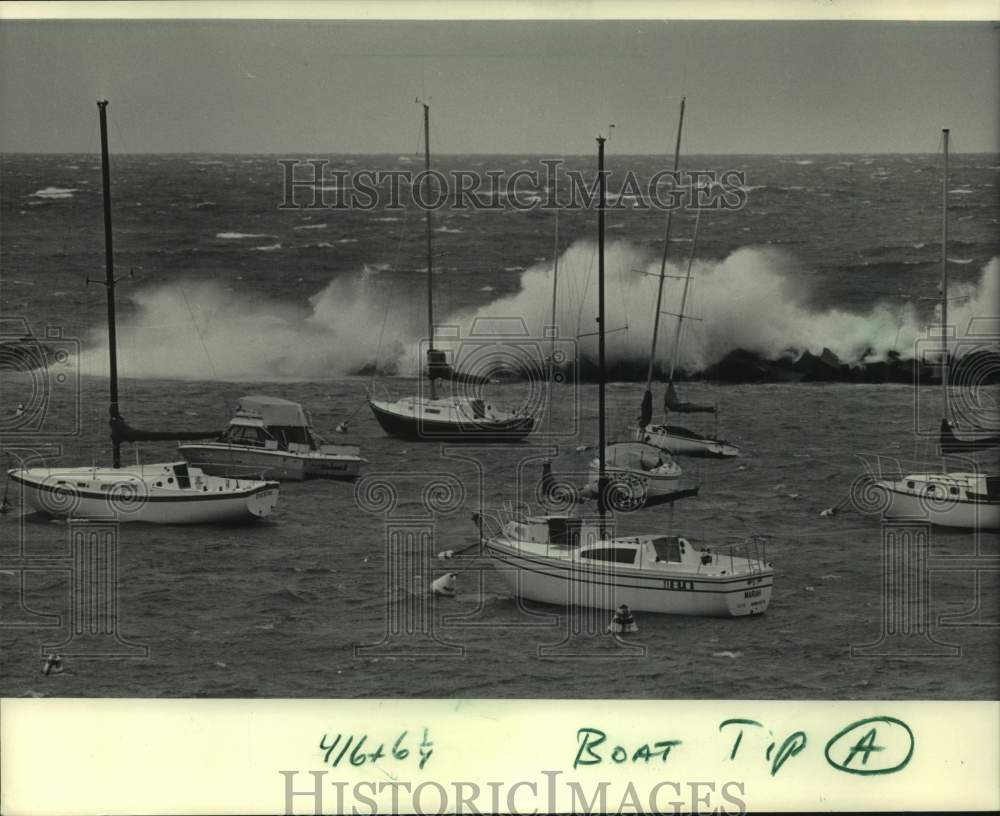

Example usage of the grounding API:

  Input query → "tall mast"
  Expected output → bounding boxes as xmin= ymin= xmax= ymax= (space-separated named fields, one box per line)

xmin=597 ymin=135 xmax=608 ymax=536
xmin=640 ymin=97 xmax=686 ymax=427
xmin=422 ymin=102 xmax=437 ymax=400
xmin=941 ymin=128 xmax=950 ymax=423
xmin=667 ymin=207 xmax=702 ymax=386
xmin=546 ymin=208 xmax=560 ymax=442
xmin=98 ymin=100 xmax=121 ymax=468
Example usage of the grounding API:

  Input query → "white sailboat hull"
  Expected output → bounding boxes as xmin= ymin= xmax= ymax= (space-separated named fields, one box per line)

xmin=8 ymin=464 xmax=279 ymax=524
xmin=585 ymin=466 xmax=684 ymax=505
xmin=871 ymin=475 xmax=1000 ymax=530
xmin=484 ymin=539 xmax=772 ymax=617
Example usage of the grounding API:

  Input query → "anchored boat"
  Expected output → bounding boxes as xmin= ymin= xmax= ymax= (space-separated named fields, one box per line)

xmin=478 ymin=512 xmax=772 ymax=617
xmin=7 ymin=100 xmax=279 ymax=524
xmin=631 ymin=98 xmax=741 ymax=459
xmin=476 ymin=132 xmax=772 ymax=617
xmin=179 ymin=395 xmax=366 ymax=480
xmin=869 ymin=128 xmax=999 ymax=530
xmin=367 ymin=102 xmax=534 ymax=442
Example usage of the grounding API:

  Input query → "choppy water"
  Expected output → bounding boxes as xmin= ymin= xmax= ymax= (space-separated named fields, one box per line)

xmin=1 ymin=152 xmax=998 ymax=698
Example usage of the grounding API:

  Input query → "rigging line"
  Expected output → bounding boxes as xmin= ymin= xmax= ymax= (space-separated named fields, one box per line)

xmin=574 ymin=241 xmax=599 ymax=353
xmin=369 ymin=117 xmax=424 ymax=391
xmin=668 ymin=207 xmax=703 ymax=385
xmin=369 ymin=208 xmax=411 ymax=392
xmin=176 ymin=281 xmax=226 ymax=405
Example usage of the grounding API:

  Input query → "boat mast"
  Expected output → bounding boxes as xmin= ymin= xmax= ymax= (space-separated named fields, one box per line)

xmin=546 ymin=209 xmax=560 ymax=441
xmin=597 ymin=135 xmax=608 ymax=536
xmin=640 ymin=97 xmax=686 ymax=427
xmin=422 ymin=101 xmax=437 ymax=400
xmin=98 ymin=100 xmax=122 ymax=468
xmin=941 ymin=128 xmax=950 ymax=424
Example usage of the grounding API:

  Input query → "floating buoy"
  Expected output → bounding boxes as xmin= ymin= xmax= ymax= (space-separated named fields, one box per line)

xmin=607 ymin=604 xmax=638 ymax=634
xmin=431 ymin=573 xmax=457 ymax=597
xmin=15 ymin=402 xmax=25 ymax=417
xmin=41 ymin=654 xmax=63 ymax=676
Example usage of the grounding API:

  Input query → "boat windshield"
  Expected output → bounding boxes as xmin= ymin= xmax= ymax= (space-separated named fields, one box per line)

xmin=650 ymin=536 xmax=682 ymax=563
xmin=221 ymin=424 xmax=277 ymax=449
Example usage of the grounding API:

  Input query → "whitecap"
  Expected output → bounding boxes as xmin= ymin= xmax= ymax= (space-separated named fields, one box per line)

xmin=293 ymin=223 xmax=328 ymax=230
xmin=29 ymin=187 xmax=78 ymax=199
xmin=216 ymin=232 xmax=271 ymax=239
xmin=254 ymin=243 xmax=283 ymax=251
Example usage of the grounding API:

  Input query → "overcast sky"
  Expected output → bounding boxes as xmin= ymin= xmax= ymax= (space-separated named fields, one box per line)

xmin=0 ymin=20 xmax=997 ymax=154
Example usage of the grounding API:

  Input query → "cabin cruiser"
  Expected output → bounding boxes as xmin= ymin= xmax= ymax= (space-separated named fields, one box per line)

xmin=179 ymin=395 xmax=365 ymax=481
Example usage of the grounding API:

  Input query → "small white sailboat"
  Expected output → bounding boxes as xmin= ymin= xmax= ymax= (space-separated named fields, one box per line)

xmin=178 ymin=395 xmax=366 ymax=481
xmin=585 ymin=441 xmax=686 ymax=508
xmin=7 ymin=101 xmax=279 ymax=524
xmin=477 ymin=133 xmax=772 ymax=617
xmin=870 ymin=128 xmax=999 ymax=530
xmin=631 ymin=98 xmax=741 ymax=459
xmin=479 ymin=512 xmax=772 ymax=617
xmin=368 ymin=102 xmax=534 ymax=442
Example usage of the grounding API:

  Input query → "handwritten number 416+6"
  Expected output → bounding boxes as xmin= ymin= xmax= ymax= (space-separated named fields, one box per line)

xmin=319 ymin=729 xmax=433 ymax=770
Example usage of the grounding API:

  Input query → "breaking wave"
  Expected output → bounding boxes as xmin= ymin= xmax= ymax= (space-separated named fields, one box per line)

xmin=74 ymin=241 xmax=999 ymax=382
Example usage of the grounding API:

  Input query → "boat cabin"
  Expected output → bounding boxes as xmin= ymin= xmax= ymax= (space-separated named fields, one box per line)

xmin=219 ymin=395 xmax=321 ymax=453
xmin=577 ymin=536 xmax=687 ymax=566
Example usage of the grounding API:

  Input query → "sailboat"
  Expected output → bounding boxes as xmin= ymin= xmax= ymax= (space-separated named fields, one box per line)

xmin=368 ymin=102 xmax=534 ymax=442
xmin=869 ymin=128 xmax=999 ymax=530
xmin=631 ymin=98 xmax=741 ymax=459
xmin=178 ymin=395 xmax=366 ymax=481
xmin=475 ymin=133 xmax=772 ymax=617
xmin=540 ymin=211 xmax=694 ymax=511
xmin=6 ymin=100 xmax=280 ymax=524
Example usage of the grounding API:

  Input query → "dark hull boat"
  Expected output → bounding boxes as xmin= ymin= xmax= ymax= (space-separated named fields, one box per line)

xmin=367 ymin=102 xmax=536 ymax=443
xmin=369 ymin=396 xmax=533 ymax=442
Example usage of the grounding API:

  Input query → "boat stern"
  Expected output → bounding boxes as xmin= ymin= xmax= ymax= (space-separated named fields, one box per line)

xmin=246 ymin=482 xmax=281 ymax=518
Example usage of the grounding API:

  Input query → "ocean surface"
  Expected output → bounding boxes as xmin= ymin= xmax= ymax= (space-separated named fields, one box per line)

xmin=1 ymin=151 xmax=998 ymax=698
